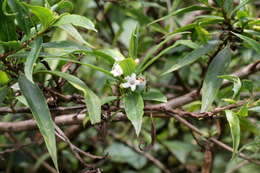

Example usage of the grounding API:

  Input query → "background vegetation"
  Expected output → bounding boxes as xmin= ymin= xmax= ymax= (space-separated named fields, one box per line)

xmin=0 ymin=0 xmax=260 ymax=172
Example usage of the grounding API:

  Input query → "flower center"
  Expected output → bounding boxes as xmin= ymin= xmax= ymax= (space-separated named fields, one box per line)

xmin=129 ymin=80 xmax=136 ymax=85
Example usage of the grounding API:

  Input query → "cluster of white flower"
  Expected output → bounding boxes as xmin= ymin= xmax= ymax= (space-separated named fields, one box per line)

xmin=110 ymin=57 xmax=145 ymax=91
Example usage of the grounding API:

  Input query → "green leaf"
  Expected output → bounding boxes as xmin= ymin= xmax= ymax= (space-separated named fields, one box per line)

xmin=201 ymin=46 xmax=231 ymax=112
xmin=105 ymin=143 xmax=147 ymax=169
xmin=218 ymin=75 xmax=241 ymax=98
xmin=142 ymin=90 xmax=167 ymax=103
xmin=0 ymin=70 xmax=10 ymax=85
xmin=129 ymin=26 xmax=139 ymax=59
xmin=0 ymin=86 xmax=8 ymax=105
xmin=18 ymin=74 xmax=58 ymax=172
xmin=0 ymin=1 xmax=17 ymax=46
xmin=42 ymin=40 xmax=91 ymax=56
xmin=230 ymin=0 xmax=252 ymax=17
xmin=51 ymin=0 xmax=74 ymax=13
xmin=96 ymin=49 xmax=125 ymax=63
xmin=223 ymin=0 xmax=233 ymax=14
xmin=7 ymin=0 xmax=32 ymax=35
xmin=213 ymin=0 xmax=223 ymax=7
xmin=162 ymin=41 xmax=219 ymax=75
xmin=239 ymin=117 xmax=259 ymax=135
xmin=225 ymin=110 xmax=240 ymax=158
xmin=237 ymin=105 xmax=248 ymax=117
xmin=137 ymin=32 xmax=189 ymax=72
xmin=241 ymin=79 xmax=253 ymax=94
xmin=175 ymin=40 xmax=200 ymax=49
xmin=249 ymin=106 xmax=260 ymax=113
xmin=58 ymin=24 xmax=93 ymax=48
xmin=44 ymin=57 xmax=114 ymax=77
xmin=54 ymin=14 xmax=97 ymax=32
xmin=196 ymin=15 xmax=225 ymax=24
xmin=162 ymin=141 xmax=196 ymax=163
xmin=0 ymin=40 xmax=21 ymax=49
xmin=38 ymin=71 xmax=101 ymax=124
xmin=197 ymin=0 xmax=208 ymax=5
xmin=124 ymin=92 xmax=144 ymax=136
xmin=42 ymin=40 xmax=89 ymax=50
xmin=23 ymin=3 xmax=57 ymax=30
xmin=101 ymin=96 xmax=117 ymax=105
xmin=141 ymin=39 xmax=200 ymax=73
xmin=148 ymin=5 xmax=214 ymax=25
xmin=16 ymin=95 xmax=29 ymax=106
xmin=195 ymin=25 xmax=211 ymax=44
xmin=119 ymin=58 xmax=136 ymax=76
xmin=24 ymin=37 xmax=43 ymax=82
xmin=232 ymin=32 xmax=260 ymax=55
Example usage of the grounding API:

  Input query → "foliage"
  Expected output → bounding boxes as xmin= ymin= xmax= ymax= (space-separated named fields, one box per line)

xmin=0 ymin=0 xmax=259 ymax=172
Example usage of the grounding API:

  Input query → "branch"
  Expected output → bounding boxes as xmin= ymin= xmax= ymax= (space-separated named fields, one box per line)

xmin=0 ymin=113 xmax=86 ymax=132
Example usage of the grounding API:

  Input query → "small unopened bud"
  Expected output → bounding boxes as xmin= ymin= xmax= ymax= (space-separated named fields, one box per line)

xmin=135 ymin=58 xmax=140 ymax=64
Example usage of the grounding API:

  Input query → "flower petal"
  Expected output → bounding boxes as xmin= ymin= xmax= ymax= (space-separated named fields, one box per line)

xmin=130 ymin=85 xmax=136 ymax=91
xmin=121 ymin=82 xmax=130 ymax=88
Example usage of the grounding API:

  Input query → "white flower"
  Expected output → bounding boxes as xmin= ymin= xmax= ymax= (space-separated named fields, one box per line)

xmin=111 ymin=63 xmax=123 ymax=77
xmin=11 ymin=83 xmax=20 ymax=91
xmin=121 ymin=73 xmax=140 ymax=91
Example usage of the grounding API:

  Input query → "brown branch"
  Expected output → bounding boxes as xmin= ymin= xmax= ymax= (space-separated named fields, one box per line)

xmin=202 ymin=141 xmax=214 ymax=173
xmin=0 ymin=100 xmax=246 ymax=132
xmin=0 ymin=113 xmax=86 ymax=132
xmin=1 ymin=107 xmax=260 ymax=166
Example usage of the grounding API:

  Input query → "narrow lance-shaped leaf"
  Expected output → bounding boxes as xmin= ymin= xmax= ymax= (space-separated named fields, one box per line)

xmin=129 ymin=26 xmax=139 ymax=59
xmin=58 ymin=24 xmax=94 ymax=48
xmin=44 ymin=57 xmax=114 ymax=77
xmin=0 ymin=0 xmax=17 ymax=50
xmin=38 ymin=71 xmax=101 ymax=124
xmin=201 ymin=46 xmax=231 ymax=112
xmin=0 ymin=40 xmax=20 ymax=49
xmin=23 ymin=3 xmax=57 ymax=30
xmin=218 ymin=75 xmax=241 ymax=98
xmin=54 ymin=14 xmax=97 ymax=32
xmin=232 ymin=32 xmax=260 ymax=55
xmin=230 ymin=0 xmax=252 ymax=17
xmin=223 ymin=0 xmax=233 ymax=15
xmin=148 ymin=5 xmax=214 ymax=25
xmin=137 ymin=32 xmax=189 ymax=72
xmin=51 ymin=0 xmax=74 ymax=13
xmin=7 ymin=0 xmax=32 ymax=35
xmin=161 ymin=41 xmax=219 ymax=75
xmin=25 ymin=37 xmax=43 ymax=82
xmin=140 ymin=39 xmax=200 ymax=73
xmin=225 ymin=110 xmax=240 ymax=158
xmin=0 ymin=86 xmax=8 ymax=105
xmin=18 ymin=74 xmax=58 ymax=172
xmin=239 ymin=117 xmax=259 ymax=135
xmin=124 ymin=92 xmax=144 ymax=136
